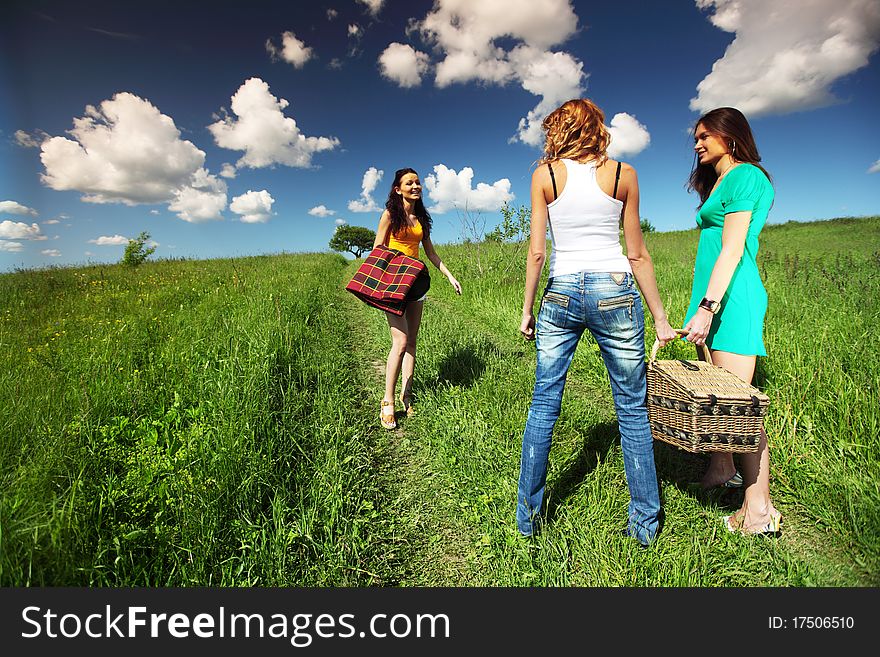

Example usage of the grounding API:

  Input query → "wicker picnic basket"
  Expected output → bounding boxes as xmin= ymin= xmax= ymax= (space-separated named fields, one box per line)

xmin=646 ymin=330 xmax=769 ymax=453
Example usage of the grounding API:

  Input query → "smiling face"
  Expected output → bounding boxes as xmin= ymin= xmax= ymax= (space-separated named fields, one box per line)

xmin=396 ymin=172 xmax=422 ymax=204
xmin=693 ymin=122 xmax=731 ymax=167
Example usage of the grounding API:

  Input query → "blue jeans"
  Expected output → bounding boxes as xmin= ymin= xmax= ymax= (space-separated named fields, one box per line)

xmin=516 ymin=272 xmax=661 ymax=544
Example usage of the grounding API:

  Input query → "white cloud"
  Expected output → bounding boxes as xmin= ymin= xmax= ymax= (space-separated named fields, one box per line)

xmin=379 ymin=43 xmax=431 ymax=88
xmin=40 ymin=93 xmax=202 ymax=203
xmin=0 ymin=240 xmax=24 ymax=252
xmin=14 ymin=130 xmax=48 ymax=148
xmin=328 ymin=58 xmax=344 ymax=70
xmin=0 ymin=220 xmax=46 ymax=240
xmin=334 ymin=218 xmax=347 ymax=226
xmin=509 ymin=45 xmax=585 ymax=146
xmin=219 ymin=163 xmax=237 ymax=179
xmin=14 ymin=130 xmax=37 ymax=148
xmin=309 ymin=205 xmax=336 ymax=217
xmin=424 ymin=164 xmax=514 ymax=214
xmin=868 ymin=159 xmax=880 ymax=174
xmin=266 ymin=31 xmax=314 ymax=69
xmin=421 ymin=0 xmax=579 ymax=81
xmin=209 ymin=77 xmax=340 ymax=169
xmin=0 ymin=200 xmax=38 ymax=216
xmin=327 ymin=9 xmax=338 ymax=21
xmin=230 ymin=189 xmax=275 ymax=224
xmin=606 ymin=113 xmax=651 ymax=159
xmin=44 ymin=219 xmax=61 ymax=225
xmin=38 ymin=92 xmax=227 ymax=221
xmin=89 ymin=235 xmax=129 ymax=246
xmin=149 ymin=209 xmax=160 ymax=215
xmin=400 ymin=0 xmax=585 ymax=145
xmin=167 ymin=168 xmax=227 ymax=223
xmin=348 ymin=24 xmax=363 ymax=38
xmin=357 ymin=0 xmax=385 ymax=16
xmin=348 ymin=166 xmax=384 ymax=212
xmin=691 ymin=0 xmax=880 ymax=116
xmin=41 ymin=249 xmax=61 ymax=257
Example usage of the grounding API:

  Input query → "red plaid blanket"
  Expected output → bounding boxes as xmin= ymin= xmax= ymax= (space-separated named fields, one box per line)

xmin=345 ymin=245 xmax=429 ymax=316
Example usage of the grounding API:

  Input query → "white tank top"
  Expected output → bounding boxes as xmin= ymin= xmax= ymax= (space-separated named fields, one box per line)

xmin=546 ymin=158 xmax=631 ymax=278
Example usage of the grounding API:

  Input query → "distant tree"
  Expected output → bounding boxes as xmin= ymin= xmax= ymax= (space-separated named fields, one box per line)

xmin=485 ymin=203 xmax=531 ymax=243
xmin=329 ymin=225 xmax=375 ymax=257
xmin=640 ymin=217 xmax=656 ymax=233
xmin=121 ymin=231 xmax=157 ymax=267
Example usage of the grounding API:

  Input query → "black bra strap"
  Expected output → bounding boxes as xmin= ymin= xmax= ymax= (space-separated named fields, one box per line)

xmin=612 ymin=161 xmax=622 ymax=200
xmin=547 ymin=162 xmax=558 ymax=200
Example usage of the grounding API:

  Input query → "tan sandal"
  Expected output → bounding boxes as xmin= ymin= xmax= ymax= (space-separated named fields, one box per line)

xmin=380 ymin=400 xmax=397 ymax=429
xmin=723 ymin=511 xmax=782 ymax=536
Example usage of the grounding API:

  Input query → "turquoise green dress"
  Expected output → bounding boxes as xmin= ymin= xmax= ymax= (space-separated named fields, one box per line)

xmin=684 ymin=163 xmax=774 ymax=356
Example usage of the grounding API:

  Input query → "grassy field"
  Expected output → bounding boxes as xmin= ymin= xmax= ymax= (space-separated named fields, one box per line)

xmin=1 ymin=216 xmax=878 ymax=586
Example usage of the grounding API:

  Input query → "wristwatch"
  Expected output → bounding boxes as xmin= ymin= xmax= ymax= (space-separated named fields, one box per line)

xmin=699 ymin=297 xmax=721 ymax=314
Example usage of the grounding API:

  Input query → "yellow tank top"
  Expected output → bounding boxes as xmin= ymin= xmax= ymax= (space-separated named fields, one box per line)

xmin=387 ymin=221 xmax=423 ymax=258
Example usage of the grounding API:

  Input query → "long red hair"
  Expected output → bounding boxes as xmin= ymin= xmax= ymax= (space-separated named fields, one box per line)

xmin=539 ymin=98 xmax=611 ymax=166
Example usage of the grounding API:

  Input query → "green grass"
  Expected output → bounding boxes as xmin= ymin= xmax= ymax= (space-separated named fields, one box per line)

xmin=1 ymin=216 xmax=878 ymax=586
xmin=1 ymin=254 xmax=401 ymax=585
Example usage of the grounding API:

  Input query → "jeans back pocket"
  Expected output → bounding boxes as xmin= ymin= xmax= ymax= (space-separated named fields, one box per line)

xmin=597 ymin=293 xmax=635 ymax=333
xmin=542 ymin=291 xmax=570 ymax=308
xmin=538 ymin=290 xmax=573 ymax=332
xmin=597 ymin=295 xmax=633 ymax=312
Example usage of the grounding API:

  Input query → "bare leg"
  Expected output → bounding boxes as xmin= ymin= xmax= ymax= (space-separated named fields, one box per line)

xmin=699 ymin=348 xmax=738 ymax=488
xmin=384 ymin=312 xmax=409 ymax=406
xmin=399 ymin=300 xmax=424 ymax=409
xmin=711 ymin=350 xmax=780 ymax=531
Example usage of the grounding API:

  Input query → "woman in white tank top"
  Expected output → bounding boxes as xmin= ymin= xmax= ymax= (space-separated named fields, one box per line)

xmin=516 ymin=98 xmax=676 ymax=545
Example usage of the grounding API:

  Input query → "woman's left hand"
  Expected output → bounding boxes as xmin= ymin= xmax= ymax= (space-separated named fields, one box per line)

xmin=448 ymin=275 xmax=462 ymax=295
xmin=683 ymin=307 xmax=713 ymax=345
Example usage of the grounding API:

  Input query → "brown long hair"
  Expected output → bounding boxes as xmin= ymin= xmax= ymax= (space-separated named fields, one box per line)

xmin=688 ymin=107 xmax=771 ymax=206
xmin=385 ymin=167 xmax=432 ymax=238
xmin=539 ymin=98 xmax=611 ymax=166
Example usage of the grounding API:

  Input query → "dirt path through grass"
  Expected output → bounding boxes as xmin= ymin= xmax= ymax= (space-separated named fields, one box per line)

xmin=339 ymin=266 xmax=474 ymax=585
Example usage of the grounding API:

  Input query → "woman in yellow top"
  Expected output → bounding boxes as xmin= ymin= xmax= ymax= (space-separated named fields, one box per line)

xmin=374 ymin=167 xmax=462 ymax=429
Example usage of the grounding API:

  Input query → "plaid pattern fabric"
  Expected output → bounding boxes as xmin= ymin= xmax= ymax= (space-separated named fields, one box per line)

xmin=346 ymin=245 xmax=428 ymax=316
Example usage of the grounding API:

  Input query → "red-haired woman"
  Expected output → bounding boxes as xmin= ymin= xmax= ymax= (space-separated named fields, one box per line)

xmin=517 ymin=98 xmax=676 ymax=545
xmin=683 ymin=107 xmax=781 ymax=535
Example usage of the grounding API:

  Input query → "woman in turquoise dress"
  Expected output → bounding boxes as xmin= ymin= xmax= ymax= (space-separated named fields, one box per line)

xmin=683 ymin=107 xmax=781 ymax=535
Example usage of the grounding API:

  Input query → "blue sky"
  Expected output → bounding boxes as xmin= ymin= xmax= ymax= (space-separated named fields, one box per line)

xmin=1 ymin=0 xmax=879 ymax=271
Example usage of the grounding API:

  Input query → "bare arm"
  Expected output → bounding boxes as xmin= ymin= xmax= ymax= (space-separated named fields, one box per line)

xmin=520 ymin=166 xmax=549 ymax=340
xmin=423 ymin=233 xmax=462 ymax=295
xmin=620 ymin=164 xmax=676 ymax=346
xmin=683 ymin=211 xmax=750 ymax=343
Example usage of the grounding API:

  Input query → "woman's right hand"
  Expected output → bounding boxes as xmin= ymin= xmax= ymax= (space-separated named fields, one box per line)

xmin=654 ymin=317 xmax=678 ymax=347
xmin=520 ymin=313 xmax=536 ymax=341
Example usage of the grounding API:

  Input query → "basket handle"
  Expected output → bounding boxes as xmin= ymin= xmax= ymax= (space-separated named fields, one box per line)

xmin=650 ymin=329 xmax=713 ymax=365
